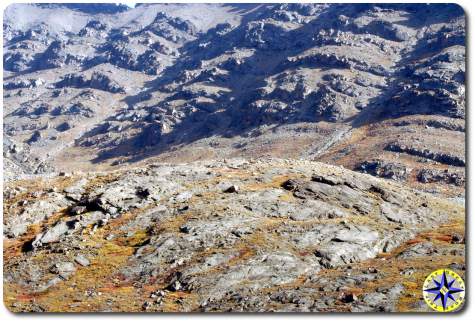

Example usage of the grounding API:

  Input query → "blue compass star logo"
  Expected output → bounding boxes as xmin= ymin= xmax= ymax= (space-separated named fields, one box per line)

xmin=424 ymin=270 xmax=464 ymax=311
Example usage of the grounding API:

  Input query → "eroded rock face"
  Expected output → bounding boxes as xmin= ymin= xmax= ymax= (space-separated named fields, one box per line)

xmin=3 ymin=159 xmax=465 ymax=312
xmin=385 ymin=142 xmax=465 ymax=167
xmin=356 ymin=160 xmax=410 ymax=182
xmin=417 ymin=168 xmax=465 ymax=187
xmin=55 ymin=72 xmax=125 ymax=93
xmin=4 ymin=192 xmax=73 ymax=238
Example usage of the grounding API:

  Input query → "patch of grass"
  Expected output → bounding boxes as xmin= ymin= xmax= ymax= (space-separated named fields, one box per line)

xmin=118 ymin=230 xmax=150 ymax=247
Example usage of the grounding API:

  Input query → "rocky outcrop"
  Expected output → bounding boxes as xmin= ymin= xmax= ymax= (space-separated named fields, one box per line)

xmin=380 ymin=27 xmax=465 ymax=120
xmin=385 ymin=142 xmax=465 ymax=167
xmin=3 ymin=159 xmax=464 ymax=312
xmin=4 ymin=78 xmax=45 ymax=90
xmin=55 ymin=72 xmax=125 ymax=93
xmin=356 ymin=160 xmax=410 ymax=182
xmin=146 ymin=11 xmax=197 ymax=41
xmin=78 ymin=20 xmax=109 ymax=37
xmin=4 ymin=192 xmax=72 ymax=238
xmin=3 ymin=51 xmax=36 ymax=72
xmin=36 ymin=40 xmax=68 ymax=70
xmin=417 ymin=169 xmax=465 ymax=187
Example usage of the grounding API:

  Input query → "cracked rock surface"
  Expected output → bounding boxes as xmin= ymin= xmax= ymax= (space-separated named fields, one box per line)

xmin=3 ymin=159 xmax=465 ymax=312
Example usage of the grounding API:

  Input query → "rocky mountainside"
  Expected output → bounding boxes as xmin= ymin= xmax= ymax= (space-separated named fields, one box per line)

xmin=3 ymin=3 xmax=465 ymax=197
xmin=3 ymin=158 xmax=465 ymax=312
xmin=2 ymin=3 xmax=466 ymax=313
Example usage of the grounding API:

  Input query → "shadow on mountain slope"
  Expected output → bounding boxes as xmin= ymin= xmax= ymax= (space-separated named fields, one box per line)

xmin=83 ymin=3 xmax=464 ymax=165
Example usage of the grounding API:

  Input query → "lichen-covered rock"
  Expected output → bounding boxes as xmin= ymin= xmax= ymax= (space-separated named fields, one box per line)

xmin=356 ymin=160 xmax=410 ymax=181
xmin=5 ymin=159 xmax=462 ymax=312
xmin=5 ymin=193 xmax=73 ymax=238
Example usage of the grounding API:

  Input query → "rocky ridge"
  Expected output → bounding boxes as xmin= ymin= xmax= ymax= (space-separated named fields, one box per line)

xmin=2 ymin=3 xmax=465 ymax=198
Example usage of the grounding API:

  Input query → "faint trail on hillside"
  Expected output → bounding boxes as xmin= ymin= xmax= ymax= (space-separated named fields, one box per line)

xmin=301 ymin=126 xmax=353 ymax=161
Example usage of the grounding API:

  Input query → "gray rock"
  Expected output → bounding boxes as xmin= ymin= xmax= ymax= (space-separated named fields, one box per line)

xmin=397 ymin=242 xmax=436 ymax=259
xmin=55 ymin=72 xmax=125 ymax=94
xmin=174 ymin=191 xmax=193 ymax=203
xmin=5 ymin=193 xmax=72 ymax=238
xmin=50 ymin=262 xmax=76 ymax=279
xmin=74 ymin=254 xmax=91 ymax=267
xmin=70 ymin=205 xmax=87 ymax=215
xmin=417 ymin=168 xmax=465 ymax=186
xmin=356 ymin=160 xmax=410 ymax=182
xmin=32 ymin=220 xmax=75 ymax=247
xmin=64 ymin=178 xmax=88 ymax=201
xmin=205 ymin=252 xmax=320 ymax=303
